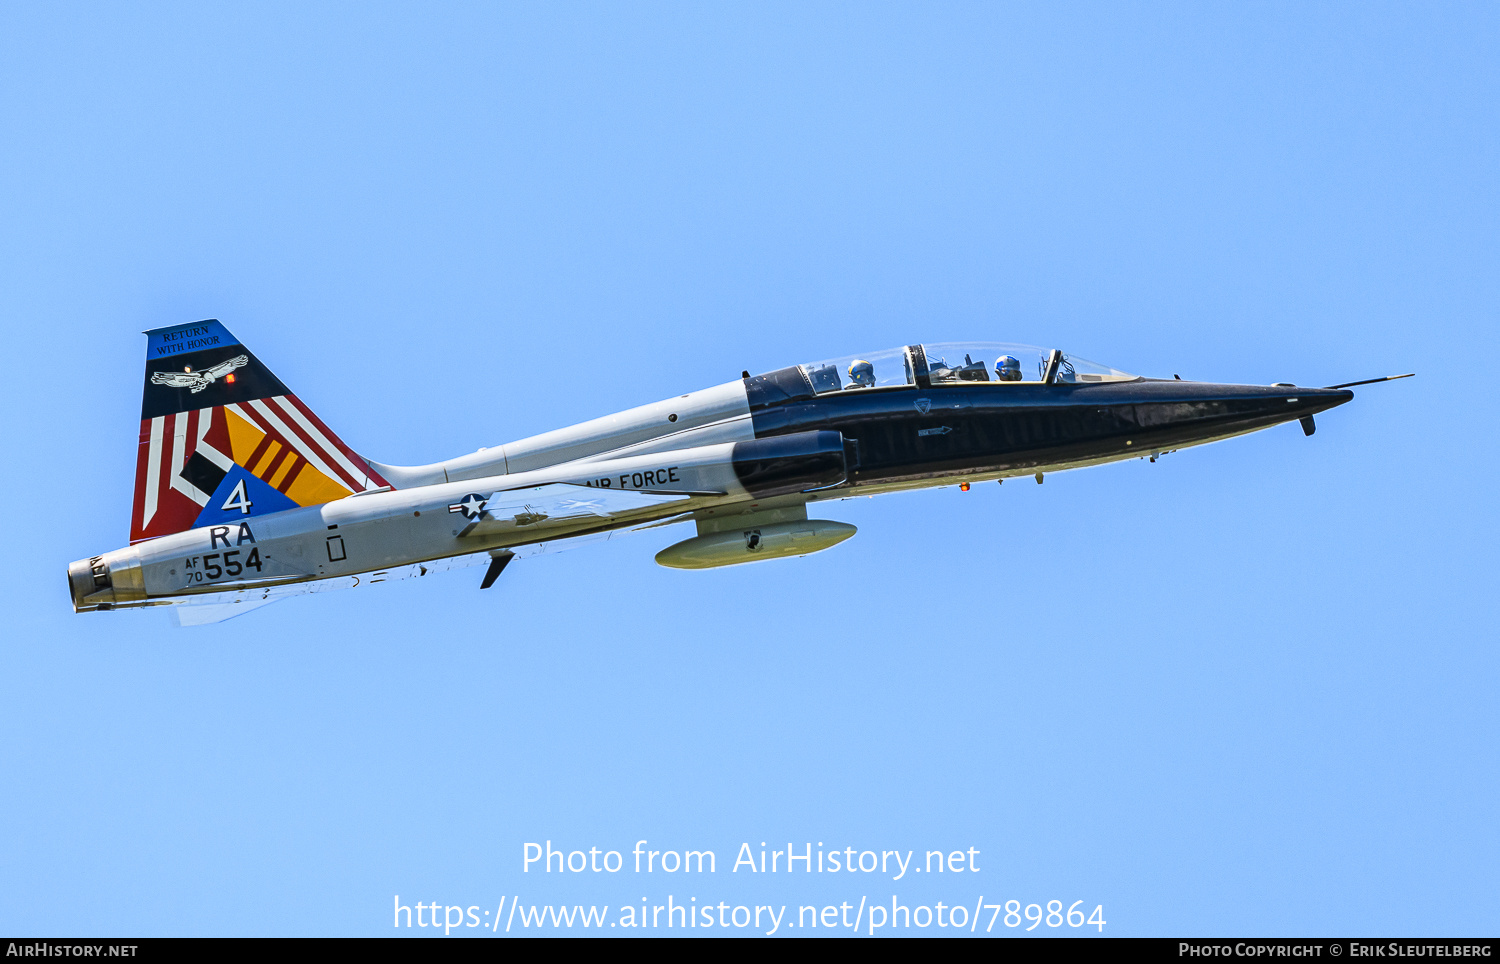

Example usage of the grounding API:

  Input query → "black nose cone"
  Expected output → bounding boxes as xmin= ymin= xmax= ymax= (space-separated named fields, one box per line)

xmin=1279 ymin=386 xmax=1354 ymax=417
xmin=1109 ymin=380 xmax=1358 ymax=449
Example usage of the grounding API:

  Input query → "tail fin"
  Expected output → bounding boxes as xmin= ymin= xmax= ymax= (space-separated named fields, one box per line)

xmin=131 ymin=320 xmax=389 ymax=544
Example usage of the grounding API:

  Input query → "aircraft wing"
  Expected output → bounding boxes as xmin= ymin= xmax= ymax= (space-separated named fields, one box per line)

xmin=164 ymin=497 xmax=681 ymax=626
xmin=157 ymin=484 xmax=692 ymax=625
xmin=457 ymin=482 xmax=692 ymax=539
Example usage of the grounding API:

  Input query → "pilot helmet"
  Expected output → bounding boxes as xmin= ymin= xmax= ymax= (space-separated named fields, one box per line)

xmin=996 ymin=355 xmax=1022 ymax=381
xmin=847 ymin=359 xmax=876 ymax=387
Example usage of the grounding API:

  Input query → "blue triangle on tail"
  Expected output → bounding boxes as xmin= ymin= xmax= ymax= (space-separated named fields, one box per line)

xmin=194 ymin=463 xmax=300 ymax=528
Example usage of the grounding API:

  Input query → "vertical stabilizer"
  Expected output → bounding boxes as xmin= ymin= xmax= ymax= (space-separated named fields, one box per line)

xmin=131 ymin=320 xmax=388 ymax=543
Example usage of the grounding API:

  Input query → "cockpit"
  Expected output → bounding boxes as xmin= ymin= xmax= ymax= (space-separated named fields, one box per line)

xmin=783 ymin=343 xmax=1137 ymax=395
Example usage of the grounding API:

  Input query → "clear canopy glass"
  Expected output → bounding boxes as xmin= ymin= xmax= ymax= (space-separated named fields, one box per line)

xmin=793 ymin=343 xmax=1136 ymax=394
xmin=797 ymin=346 xmax=915 ymax=393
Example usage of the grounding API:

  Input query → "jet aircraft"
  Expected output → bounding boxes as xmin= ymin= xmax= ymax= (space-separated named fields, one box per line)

xmin=68 ymin=320 xmax=1407 ymax=624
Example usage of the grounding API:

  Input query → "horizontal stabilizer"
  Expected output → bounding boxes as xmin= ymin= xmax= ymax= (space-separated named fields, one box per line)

xmin=172 ymin=596 xmax=282 ymax=626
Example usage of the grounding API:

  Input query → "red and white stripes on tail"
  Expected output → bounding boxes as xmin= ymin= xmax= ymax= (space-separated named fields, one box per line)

xmin=225 ymin=395 xmax=381 ymax=494
xmin=131 ymin=396 xmax=388 ymax=544
xmin=139 ymin=408 xmax=218 ymax=518
xmin=134 ymin=407 xmax=223 ymax=541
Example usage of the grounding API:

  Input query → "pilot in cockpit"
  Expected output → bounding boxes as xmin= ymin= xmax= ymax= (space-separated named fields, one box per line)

xmin=845 ymin=359 xmax=876 ymax=389
xmin=995 ymin=355 xmax=1023 ymax=382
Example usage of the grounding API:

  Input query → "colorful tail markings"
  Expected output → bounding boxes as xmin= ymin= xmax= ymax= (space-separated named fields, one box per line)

xmin=131 ymin=321 xmax=388 ymax=543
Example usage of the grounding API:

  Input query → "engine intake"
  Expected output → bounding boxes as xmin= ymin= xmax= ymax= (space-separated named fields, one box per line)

xmin=729 ymin=430 xmax=847 ymax=498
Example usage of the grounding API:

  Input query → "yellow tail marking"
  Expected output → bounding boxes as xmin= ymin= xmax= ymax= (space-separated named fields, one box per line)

xmin=284 ymin=461 xmax=352 ymax=507
xmin=225 ymin=408 xmax=266 ymax=464
xmin=251 ymin=440 xmax=283 ymax=478
xmin=268 ymin=451 xmax=299 ymax=489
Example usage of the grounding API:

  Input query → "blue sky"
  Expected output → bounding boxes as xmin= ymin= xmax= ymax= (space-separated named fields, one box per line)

xmin=2 ymin=1 xmax=1495 ymax=937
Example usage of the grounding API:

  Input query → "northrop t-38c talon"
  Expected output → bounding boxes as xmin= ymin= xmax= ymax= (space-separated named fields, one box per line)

xmin=68 ymin=320 xmax=1410 ymax=625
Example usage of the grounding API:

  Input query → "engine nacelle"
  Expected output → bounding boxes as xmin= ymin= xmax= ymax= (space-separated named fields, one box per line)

xmin=655 ymin=518 xmax=856 ymax=569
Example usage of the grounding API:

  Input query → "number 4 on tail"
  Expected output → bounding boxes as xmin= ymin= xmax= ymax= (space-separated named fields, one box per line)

xmin=222 ymin=479 xmax=253 ymax=515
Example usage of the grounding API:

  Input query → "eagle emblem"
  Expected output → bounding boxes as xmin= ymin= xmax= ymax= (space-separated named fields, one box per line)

xmin=150 ymin=355 xmax=248 ymax=393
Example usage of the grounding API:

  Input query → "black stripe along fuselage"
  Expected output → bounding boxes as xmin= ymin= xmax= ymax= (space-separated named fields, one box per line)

xmin=744 ymin=371 xmax=1354 ymax=488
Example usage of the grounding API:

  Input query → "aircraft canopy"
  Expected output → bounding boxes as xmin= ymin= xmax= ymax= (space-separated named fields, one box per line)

xmin=789 ymin=343 xmax=1137 ymax=394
